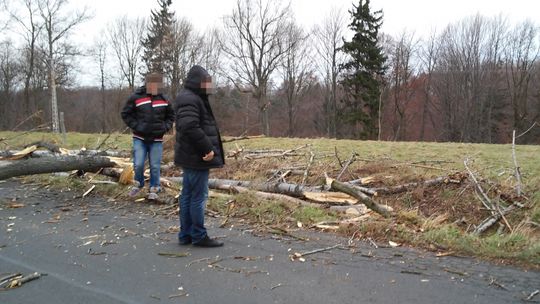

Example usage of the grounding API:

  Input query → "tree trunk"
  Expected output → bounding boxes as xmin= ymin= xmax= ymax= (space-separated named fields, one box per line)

xmin=169 ymin=177 xmax=312 ymax=197
xmin=0 ymin=155 xmax=117 ymax=180
xmin=49 ymin=54 xmax=59 ymax=133
xmin=326 ymin=176 xmax=392 ymax=217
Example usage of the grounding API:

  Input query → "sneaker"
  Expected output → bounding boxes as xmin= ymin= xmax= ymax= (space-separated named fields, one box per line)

xmin=147 ymin=192 xmax=159 ymax=200
xmin=147 ymin=187 xmax=160 ymax=200
xmin=128 ymin=187 xmax=142 ymax=197
xmin=192 ymin=236 xmax=223 ymax=247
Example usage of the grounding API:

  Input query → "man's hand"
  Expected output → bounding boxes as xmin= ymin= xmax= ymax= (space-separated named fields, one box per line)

xmin=202 ymin=150 xmax=215 ymax=162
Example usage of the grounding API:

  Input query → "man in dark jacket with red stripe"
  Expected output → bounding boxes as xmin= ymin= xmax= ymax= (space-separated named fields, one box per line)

xmin=121 ymin=73 xmax=175 ymax=200
xmin=174 ymin=65 xmax=225 ymax=247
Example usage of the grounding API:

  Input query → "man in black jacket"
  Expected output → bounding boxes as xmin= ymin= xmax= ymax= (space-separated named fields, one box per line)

xmin=121 ymin=73 xmax=175 ymax=200
xmin=174 ymin=65 xmax=225 ymax=247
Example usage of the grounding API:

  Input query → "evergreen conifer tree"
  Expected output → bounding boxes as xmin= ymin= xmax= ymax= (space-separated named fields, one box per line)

xmin=340 ymin=0 xmax=387 ymax=139
xmin=141 ymin=0 xmax=175 ymax=75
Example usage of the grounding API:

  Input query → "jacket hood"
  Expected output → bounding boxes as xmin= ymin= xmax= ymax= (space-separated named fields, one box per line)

xmin=184 ymin=65 xmax=210 ymax=95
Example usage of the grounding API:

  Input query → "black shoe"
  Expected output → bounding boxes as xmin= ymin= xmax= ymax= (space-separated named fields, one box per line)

xmin=179 ymin=237 xmax=192 ymax=245
xmin=193 ymin=236 xmax=223 ymax=247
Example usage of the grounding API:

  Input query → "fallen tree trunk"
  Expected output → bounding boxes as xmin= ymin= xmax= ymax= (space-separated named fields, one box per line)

xmin=214 ymin=184 xmax=319 ymax=208
xmin=168 ymin=177 xmax=369 ymax=206
xmin=326 ymin=176 xmax=392 ymax=217
xmin=0 ymin=155 xmax=117 ymax=180
xmin=168 ymin=177 xmax=315 ymax=198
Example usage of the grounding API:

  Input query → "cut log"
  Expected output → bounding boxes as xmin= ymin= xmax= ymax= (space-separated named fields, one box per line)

xmin=303 ymin=191 xmax=357 ymax=205
xmin=214 ymin=184 xmax=319 ymax=208
xmin=326 ymin=175 xmax=392 ymax=217
xmin=329 ymin=205 xmax=369 ymax=215
xmin=169 ymin=177 xmax=377 ymax=206
xmin=0 ymin=155 xmax=117 ymax=180
xmin=168 ymin=177 xmax=315 ymax=198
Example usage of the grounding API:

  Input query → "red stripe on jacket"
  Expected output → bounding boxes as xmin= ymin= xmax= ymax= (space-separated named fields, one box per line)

xmin=135 ymin=97 xmax=151 ymax=106
xmin=152 ymin=100 xmax=168 ymax=107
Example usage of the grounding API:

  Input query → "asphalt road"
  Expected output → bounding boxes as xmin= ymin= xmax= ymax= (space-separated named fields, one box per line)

xmin=0 ymin=179 xmax=538 ymax=304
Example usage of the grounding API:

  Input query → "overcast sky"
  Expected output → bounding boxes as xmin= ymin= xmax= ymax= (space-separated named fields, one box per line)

xmin=72 ymin=0 xmax=538 ymax=41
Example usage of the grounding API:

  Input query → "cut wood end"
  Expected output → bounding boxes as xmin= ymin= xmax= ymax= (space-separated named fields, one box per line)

xmin=382 ymin=205 xmax=394 ymax=212
xmin=118 ymin=165 xmax=134 ymax=185
xmin=325 ymin=176 xmax=334 ymax=186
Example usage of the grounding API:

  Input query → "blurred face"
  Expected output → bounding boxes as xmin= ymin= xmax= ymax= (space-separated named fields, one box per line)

xmin=201 ymin=77 xmax=214 ymax=95
xmin=147 ymin=81 xmax=163 ymax=96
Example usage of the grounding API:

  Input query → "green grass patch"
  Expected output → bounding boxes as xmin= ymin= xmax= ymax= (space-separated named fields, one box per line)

xmin=423 ymin=225 xmax=540 ymax=265
xmin=0 ymin=131 xmax=132 ymax=150
xmin=292 ymin=206 xmax=337 ymax=224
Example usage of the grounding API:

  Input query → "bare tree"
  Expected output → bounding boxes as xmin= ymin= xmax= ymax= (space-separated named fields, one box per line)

xmin=312 ymin=8 xmax=348 ymax=138
xmin=482 ymin=15 xmax=507 ymax=143
xmin=434 ymin=15 xmax=490 ymax=142
xmin=220 ymin=0 xmax=293 ymax=136
xmin=108 ymin=16 xmax=146 ymax=90
xmin=89 ymin=32 xmax=108 ymax=131
xmin=4 ymin=0 xmax=43 ymax=117
xmin=280 ymin=22 xmax=314 ymax=137
xmin=0 ymin=40 xmax=20 ymax=129
xmin=418 ymin=30 xmax=440 ymax=141
xmin=167 ymin=17 xmax=201 ymax=99
xmin=385 ymin=30 xmax=418 ymax=141
xmin=37 ymin=0 xmax=90 ymax=133
xmin=504 ymin=20 xmax=539 ymax=132
xmin=199 ymin=28 xmax=223 ymax=84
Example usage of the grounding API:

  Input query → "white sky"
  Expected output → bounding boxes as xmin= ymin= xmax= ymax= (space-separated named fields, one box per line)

xmin=73 ymin=0 xmax=539 ymax=41
xmin=20 ymin=0 xmax=539 ymax=86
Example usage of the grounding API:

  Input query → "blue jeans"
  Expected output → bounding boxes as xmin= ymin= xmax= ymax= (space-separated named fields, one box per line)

xmin=178 ymin=168 xmax=209 ymax=243
xmin=132 ymin=138 xmax=163 ymax=189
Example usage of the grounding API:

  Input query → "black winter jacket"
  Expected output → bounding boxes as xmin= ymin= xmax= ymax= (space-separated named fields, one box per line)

xmin=173 ymin=66 xmax=224 ymax=169
xmin=121 ymin=86 xmax=175 ymax=142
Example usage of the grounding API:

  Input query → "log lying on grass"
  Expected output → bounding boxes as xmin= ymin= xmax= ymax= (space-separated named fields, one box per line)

xmin=0 ymin=155 xmax=117 ymax=180
xmin=326 ymin=175 xmax=392 ymax=218
xmin=168 ymin=177 xmax=314 ymax=198
xmin=214 ymin=184 xmax=320 ymax=208
xmin=168 ymin=177 xmax=361 ymax=207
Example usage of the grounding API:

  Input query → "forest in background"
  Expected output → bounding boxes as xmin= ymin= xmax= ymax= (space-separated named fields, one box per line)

xmin=0 ymin=0 xmax=539 ymax=144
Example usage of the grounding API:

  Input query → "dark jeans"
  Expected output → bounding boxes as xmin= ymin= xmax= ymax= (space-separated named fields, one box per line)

xmin=178 ymin=167 xmax=209 ymax=243
xmin=132 ymin=138 xmax=163 ymax=189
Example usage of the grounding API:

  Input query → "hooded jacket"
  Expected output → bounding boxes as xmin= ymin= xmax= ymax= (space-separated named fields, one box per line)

xmin=173 ymin=66 xmax=224 ymax=169
xmin=121 ymin=86 xmax=175 ymax=141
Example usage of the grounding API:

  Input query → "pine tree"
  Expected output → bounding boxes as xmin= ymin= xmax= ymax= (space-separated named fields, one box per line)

xmin=141 ymin=0 xmax=175 ymax=75
xmin=340 ymin=0 xmax=387 ymax=139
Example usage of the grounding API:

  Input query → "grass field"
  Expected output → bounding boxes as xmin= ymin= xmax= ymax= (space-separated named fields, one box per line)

xmin=1 ymin=131 xmax=539 ymax=266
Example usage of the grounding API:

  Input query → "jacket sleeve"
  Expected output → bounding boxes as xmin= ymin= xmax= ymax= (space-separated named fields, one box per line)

xmin=165 ymin=102 xmax=175 ymax=132
xmin=175 ymin=97 xmax=213 ymax=155
xmin=121 ymin=96 xmax=138 ymax=131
